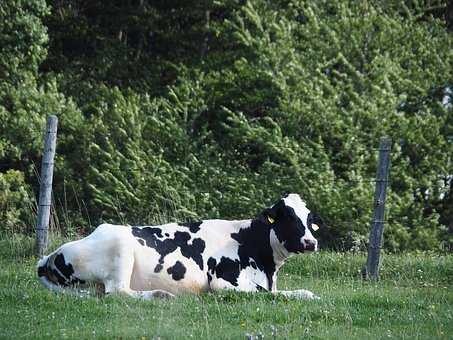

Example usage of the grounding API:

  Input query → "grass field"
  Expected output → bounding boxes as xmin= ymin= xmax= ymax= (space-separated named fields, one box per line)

xmin=0 ymin=234 xmax=452 ymax=339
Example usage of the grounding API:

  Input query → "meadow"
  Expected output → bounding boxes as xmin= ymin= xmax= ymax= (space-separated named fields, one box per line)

xmin=0 ymin=234 xmax=451 ymax=339
xmin=2 ymin=2 xmax=452 ymax=338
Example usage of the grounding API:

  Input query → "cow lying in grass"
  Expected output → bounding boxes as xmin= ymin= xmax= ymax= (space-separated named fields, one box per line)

xmin=37 ymin=193 xmax=323 ymax=300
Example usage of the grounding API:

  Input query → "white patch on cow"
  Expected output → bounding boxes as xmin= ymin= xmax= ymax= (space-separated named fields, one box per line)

xmin=237 ymin=267 xmax=268 ymax=291
xmin=282 ymin=194 xmax=310 ymax=227
xmin=269 ymin=229 xmax=289 ymax=267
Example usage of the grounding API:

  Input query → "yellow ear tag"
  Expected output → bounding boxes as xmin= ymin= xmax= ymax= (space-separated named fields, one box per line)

xmin=311 ymin=223 xmax=319 ymax=231
xmin=267 ymin=216 xmax=275 ymax=224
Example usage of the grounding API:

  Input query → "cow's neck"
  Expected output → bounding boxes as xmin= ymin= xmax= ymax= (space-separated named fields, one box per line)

xmin=269 ymin=228 xmax=291 ymax=268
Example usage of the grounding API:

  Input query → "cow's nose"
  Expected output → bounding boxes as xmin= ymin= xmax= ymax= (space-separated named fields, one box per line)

xmin=304 ymin=239 xmax=318 ymax=252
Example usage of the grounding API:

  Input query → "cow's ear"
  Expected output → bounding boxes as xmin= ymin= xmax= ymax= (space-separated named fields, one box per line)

xmin=258 ymin=208 xmax=277 ymax=225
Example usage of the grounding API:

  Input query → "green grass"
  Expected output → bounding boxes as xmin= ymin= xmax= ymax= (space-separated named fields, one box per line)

xmin=0 ymin=234 xmax=452 ymax=339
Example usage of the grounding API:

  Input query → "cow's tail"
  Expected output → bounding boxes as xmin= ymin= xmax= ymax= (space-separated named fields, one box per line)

xmin=37 ymin=253 xmax=65 ymax=292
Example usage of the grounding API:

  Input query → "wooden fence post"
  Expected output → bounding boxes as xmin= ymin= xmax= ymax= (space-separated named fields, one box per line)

xmin=36 ymin=115 xmax=58 ymax=257
xmin=363 ymin=137 xmax=392 ymax=281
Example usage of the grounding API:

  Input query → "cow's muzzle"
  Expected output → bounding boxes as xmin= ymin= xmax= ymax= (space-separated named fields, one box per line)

xmin=303 ymin=239 xmax=318 ymax=252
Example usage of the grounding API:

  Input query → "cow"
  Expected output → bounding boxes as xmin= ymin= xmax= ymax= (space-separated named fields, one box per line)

xmin=37 ymin=193 xmax=323 ymax=300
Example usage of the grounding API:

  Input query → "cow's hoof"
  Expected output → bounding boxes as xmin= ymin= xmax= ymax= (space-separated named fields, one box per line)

xmin=302 ymin=291 xmax=320 ymax=300
xmin=150 ymin=290 xmax=175 ymax=299
xmin=289 ymin=289 xmax=320 ymax=300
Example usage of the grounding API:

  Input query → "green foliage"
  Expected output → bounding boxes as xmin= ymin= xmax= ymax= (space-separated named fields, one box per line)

xmin=1 ymin=0 xmax=452 ymax=251
xmin=197 ymin=0 xmax=452 ymax=250
xmin=0 ymin=0 xmax=48 ymax=84
xmin=0 ymin=170 xmax=34 ymax=234
xmin=82 ymin=86 xmax=198 ymax=223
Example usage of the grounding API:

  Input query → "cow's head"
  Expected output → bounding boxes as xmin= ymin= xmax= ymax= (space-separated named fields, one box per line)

xmin=260 ymin=193 xmax=322 ymax=256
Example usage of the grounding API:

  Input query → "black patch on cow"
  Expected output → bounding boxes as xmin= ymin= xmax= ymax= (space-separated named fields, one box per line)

xmin=165 ymin=233 xmax=170 ymax=237
xmin=207 ymin=257 xmax=216 ymax=285
xmin=51 ymin=267 xmax=68 ymax=285
xmin=48 ymin=253 xmax=85 ymax=286
xmin=132 ymin=227 xmax=174 ymax=265
xmin=154 ymin=264 xmax=163 ymax=273
xmin=180 ymin=237 xmax=205 ymax=270
xmin=179 ymin=221 xmax=202 ymax=233
xmin=167 ymin=261 xmax=186 ymax=281
xmin=207 ymin=257 xmax=217 ymax=273
xmin=37 ymin=265 xmax=46 ymax=277
xmin=138 ymin=239 xmax=145 ymax=246
xmin=215 ymin=257 xmax=241 ymax=287
xmin=230 ymin=219 xmax=276 ymax=290
xmin=55 ymin=254 xmax=74 ymax=279
xmin=131 ymin=227 xmax=206 ymax=270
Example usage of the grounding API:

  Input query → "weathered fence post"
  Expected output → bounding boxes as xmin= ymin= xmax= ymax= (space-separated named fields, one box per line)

xmin=363 ymin=137 xmax=392 ymax=281
xmin=36 ymin=115 xmax=58 ymax=257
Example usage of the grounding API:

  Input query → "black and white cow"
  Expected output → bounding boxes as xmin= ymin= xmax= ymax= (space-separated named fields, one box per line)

xmin=37 ymin=193 xmax=323 ymax=299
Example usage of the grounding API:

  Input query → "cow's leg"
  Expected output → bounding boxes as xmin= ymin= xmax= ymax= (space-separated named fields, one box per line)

xmin=106 ymin=282 xmax=175 ymax=299
xmin=209 ymin=279 xmax=319 ymax=299
xmin=104 ymin=279 xmax=175 ymax=300
xmin=102 ymin=247 xmax=174 ymax=300
xmin=106 ymin=286 xmax=175 ymax=300
xmin=130 ymin=289 xmax=175 ymax=299
xmin=275 ymin=289 xmax=320 ymax=300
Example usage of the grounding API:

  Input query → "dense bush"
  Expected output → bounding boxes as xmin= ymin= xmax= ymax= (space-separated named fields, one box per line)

xmin=0 ymin=170 xmax=34 ymax=234
xmin=1 ymin=0 xmax=452 ymax=251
